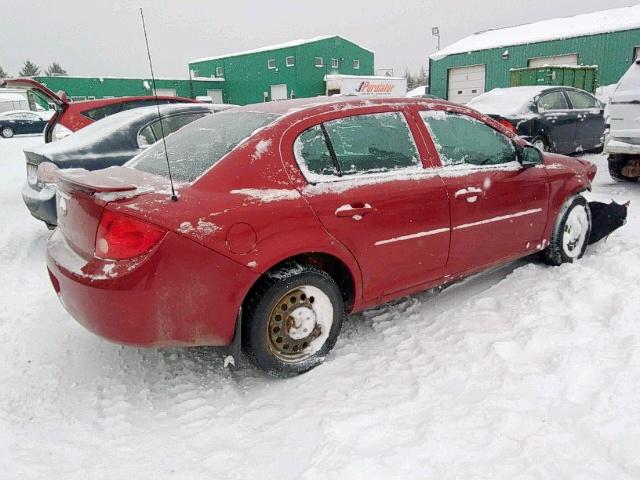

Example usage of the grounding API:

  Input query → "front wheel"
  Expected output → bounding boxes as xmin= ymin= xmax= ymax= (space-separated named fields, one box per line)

xmin=242 ymin=264 xmax=345 ymax=377
xmin=1 ymin=126 xmax=14 ymax=138
xmin=532 ymin=135 xmax=549 ymax=152
xmin=542 ymin=195 xmax=592 ymax=266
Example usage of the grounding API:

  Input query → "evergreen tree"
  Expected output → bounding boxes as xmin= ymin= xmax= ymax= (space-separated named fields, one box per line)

xmin=45 ymin=62 xmax=68 ymax=76
xmin=404 ymin=67 xmax=417 ymax=90
xmin=0 ymin=65 xmax=7 ymax=79
xmin=417 ymin=65 xmax=429 ymax=86
xmin=19 ymin=60 xmax=40 ymax=77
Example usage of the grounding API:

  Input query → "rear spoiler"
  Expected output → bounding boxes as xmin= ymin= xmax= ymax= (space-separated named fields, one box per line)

xmin=57 ymin=168 xmax=136 ymax=194
xmin=0 ymin=78 xmax=68 ymax=107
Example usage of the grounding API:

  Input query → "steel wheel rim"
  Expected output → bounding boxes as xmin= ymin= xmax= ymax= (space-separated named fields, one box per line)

xmin=562 ymin=205 xmax=589 ymax=258
xmin=267 ymin=285 xmax=333 ymax=363
xmin=533 ymin=139 xmax=546 ymax=151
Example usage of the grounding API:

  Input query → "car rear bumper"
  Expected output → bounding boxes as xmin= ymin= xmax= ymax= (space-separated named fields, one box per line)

xmin=21 ymin=180 xmax=57 ymax=225
xmin=604 ymin=135 xmax=640 ymax=155
xmin=46 ymin=229 xmax=259 ymax=347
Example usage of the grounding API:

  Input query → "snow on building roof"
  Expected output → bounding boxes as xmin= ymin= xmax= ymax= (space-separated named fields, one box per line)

xmin=189 ymin=35 xmax=373 ymax=64
xmin=431 ymin=4 xmax=640 ymax=60
xmin=36 ymin=75 xmax=223 ymax=82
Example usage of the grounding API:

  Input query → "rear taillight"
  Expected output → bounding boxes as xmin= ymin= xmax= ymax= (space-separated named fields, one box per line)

xmin=497 ymin=118 xmax=517 ymax=134
xmin=95 ymin=210 xmax=165 ymax=260
xmin=37 ymin=161 xmax=59 ymax=183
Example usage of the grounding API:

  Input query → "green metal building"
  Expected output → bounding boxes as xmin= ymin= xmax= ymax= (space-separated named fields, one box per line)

xmin=34 ymin=75 xmax=225 ymax=101
xmin=429 ymin=5 xmax=640 ymax=103
xmin=188 ymin=35 xmax=374 ymax=105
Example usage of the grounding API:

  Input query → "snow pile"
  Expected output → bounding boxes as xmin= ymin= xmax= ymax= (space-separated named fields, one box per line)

xmin=431 ymin=4 xmax=640 ymax=60
xmin=1 ymin=138 xmax=640 ymax=479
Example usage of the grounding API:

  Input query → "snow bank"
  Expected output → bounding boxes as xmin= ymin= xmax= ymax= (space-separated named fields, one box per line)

xmin=431 ymin=5 xmax=640 ymax=60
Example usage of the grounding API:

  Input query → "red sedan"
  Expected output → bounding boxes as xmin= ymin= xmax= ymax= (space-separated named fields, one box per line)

xmin=47 ymin=97 xmax=597 ymax=376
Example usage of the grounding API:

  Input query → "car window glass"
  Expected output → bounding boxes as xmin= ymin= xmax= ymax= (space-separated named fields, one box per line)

xmin=294 ymin=125 xmax=338 ymax=178
xmin=81 ymin=103 xmax=123 ymax=121
xmin=323 ymin=112 xmax=420 ymax=176
xmin=129 ymin=111 xmax=280 ymax=182
xmin=137 ymin=125 xmax=157 ymax=147
xmin=420 ymin=111 xmax=516 ymax=167
xmin=150 ymin=113 xmax=206 ymax=139
xmin=566 ymin=91 xmax=598 ymax=109
xmin=538 ymin=92 xmax=568 ymax=111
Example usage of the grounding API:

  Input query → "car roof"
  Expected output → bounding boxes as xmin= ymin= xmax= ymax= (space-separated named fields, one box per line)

xmin=233 ymin=95 xmax=454 ymax=116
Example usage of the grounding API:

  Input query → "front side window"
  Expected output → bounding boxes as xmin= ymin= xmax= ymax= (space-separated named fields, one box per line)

xmin=286 ymin=56 xmax=295 ymax=67
xmin=420 ymin=111 xmax=516 ymax=167
xmin=130 ymin=111 xmax=280 ymax=182
xmin=314 ymin=57 xmax=324 ymax=68
xmin=537 ymin=91 xmax=569 ymax=111
xmin=566 ymin=90 xmax=599 ymax=109
xmin=268 ymin=59 xmax=276 ymax=69
xmin=294 ymin=112 xmax=420 ymax=181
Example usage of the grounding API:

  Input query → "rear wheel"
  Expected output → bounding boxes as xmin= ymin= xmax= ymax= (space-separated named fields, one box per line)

xmin=542 ymin=195 xmax=591 ymax=266
xmin=532 ymin=135 xmax=549 ymax=152
xmin=608 ymin=155 xmax=640 ymax=183
xmin=242 ymin=263 xmax=345 ymax=377
xmin=1 ymin=127 xmax=14 ymax=138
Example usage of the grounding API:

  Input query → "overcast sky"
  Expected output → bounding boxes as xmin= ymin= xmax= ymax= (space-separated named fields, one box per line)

xmin=0 ymin=0 xmax=635 ymax=78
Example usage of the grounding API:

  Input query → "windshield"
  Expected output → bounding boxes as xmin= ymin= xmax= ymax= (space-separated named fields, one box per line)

xmin=128 ymin=110 xmax=280 ymax=182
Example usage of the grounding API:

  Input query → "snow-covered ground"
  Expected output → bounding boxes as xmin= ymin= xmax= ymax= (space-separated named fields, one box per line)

xmin=1 ymin=136 xmax=639 ymax=479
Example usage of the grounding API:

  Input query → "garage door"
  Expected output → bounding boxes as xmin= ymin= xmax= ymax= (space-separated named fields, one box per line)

xmin=448 ymin=65 xmax=486 ymax=104
xmin=154 ymin=88 xmax=177 ymax=97
xmin=270 ymin=84 xmax=287 ymax=101
xmin=207 ymin=89 xmax=223 ymax=104
xmin=528 ymin=54 xmax=578 ymax=68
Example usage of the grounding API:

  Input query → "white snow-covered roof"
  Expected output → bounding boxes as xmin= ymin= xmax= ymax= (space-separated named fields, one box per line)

xmin=467 ymin=86 xmax=550 ymax=117
xmin=431 ymin=4 xmax=640 ymax=60
xmin=189 ymin=35 xmax=373 ymax=64
xmin=36 ymin=75 xmax=223 ymax=82
xmin=407 ymin=85 xmax=428 ymax=97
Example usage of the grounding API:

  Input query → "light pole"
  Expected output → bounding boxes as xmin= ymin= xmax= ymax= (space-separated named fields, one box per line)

xmin=432 ymin=26 xmax=440 ymax=51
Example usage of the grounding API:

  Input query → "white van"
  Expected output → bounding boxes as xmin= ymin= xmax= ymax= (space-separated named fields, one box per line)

xmin=605 ymin=60 xmax=640 ymax=181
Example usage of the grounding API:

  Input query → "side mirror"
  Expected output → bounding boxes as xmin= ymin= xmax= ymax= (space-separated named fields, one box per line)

xmin=519 ymin=145 xmax=543 ymax=168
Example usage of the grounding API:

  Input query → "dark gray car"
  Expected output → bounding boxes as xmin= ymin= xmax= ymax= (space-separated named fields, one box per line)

xmin=22 ymin=103 xmax=232 ymax=228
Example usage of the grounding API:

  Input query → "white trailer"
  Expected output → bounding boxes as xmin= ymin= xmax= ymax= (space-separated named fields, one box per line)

xmin=0 ymin=88 xmax=30 ymax=113
xmin=324 ymin=74 xmax=407 ymax=97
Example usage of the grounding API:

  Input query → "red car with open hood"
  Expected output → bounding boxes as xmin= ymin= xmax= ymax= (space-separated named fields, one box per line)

xmin=47 ymin=96 xmax=600 ymax=376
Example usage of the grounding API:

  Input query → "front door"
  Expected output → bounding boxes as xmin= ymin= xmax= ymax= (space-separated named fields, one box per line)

xmin=420 ymin=109 xmax=549 ymax=276
xmin=270 ymin=84 xmax=287 ymax=101
xmin=536 ymin=90 xmax=578 ymax=154
xmin=207 ymin=89 xmax=224 ymax=104
xmin=294 ymin=111 xmax=450 ymax=301
xmin=565 ymin=89 xmax=605 ymax=151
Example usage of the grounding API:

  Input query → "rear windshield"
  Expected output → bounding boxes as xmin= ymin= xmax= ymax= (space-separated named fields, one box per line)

xmin=128 ymin=111 xmax=280 ymax=182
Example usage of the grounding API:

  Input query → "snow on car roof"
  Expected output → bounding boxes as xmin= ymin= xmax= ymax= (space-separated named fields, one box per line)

xmin=467 ymin=87 xmax=551 ymax=117
xmin=189 ymin=35 xmax=373 ymax=63
xmin=431 ymin=4 xmax=640 ymax=60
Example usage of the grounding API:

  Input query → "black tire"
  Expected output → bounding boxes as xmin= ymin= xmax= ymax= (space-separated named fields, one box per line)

xmin=242 ymin=263 xmax=345 ymax=377
xmin=608 ymin=155 xmax=640 ymax=183
xmin=531 ymin=135 xmax=550 ymax=152
xmin=45 ymin=222 xmax=56 ymax=231
xmin=542 ymin=195 xmax=592 ymax=266
xmin=0 ymin=126 xmax=14 ymax=139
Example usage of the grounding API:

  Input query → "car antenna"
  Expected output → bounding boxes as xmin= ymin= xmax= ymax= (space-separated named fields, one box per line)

xmin=140 ymin=7 xmax=178 ymax=202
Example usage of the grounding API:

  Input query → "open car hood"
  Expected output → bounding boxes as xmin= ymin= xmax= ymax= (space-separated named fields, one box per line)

xmin=0 ymin=78 xmax=68 ymax=107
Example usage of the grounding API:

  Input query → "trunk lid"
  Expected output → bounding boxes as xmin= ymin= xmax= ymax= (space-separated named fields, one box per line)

xmin=56 ymin=166 xmax=166 ymax=257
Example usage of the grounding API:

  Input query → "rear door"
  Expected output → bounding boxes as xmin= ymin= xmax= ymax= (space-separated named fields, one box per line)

xmin=419 ymin=109 xmax=549 ymax=277
xmin=565 ymin=89 xmax=605 ymax=151
xmin=295 ymin=110 xmax=450 ymax=301
xmin=536 ymin=90 xmax=578 ymax=153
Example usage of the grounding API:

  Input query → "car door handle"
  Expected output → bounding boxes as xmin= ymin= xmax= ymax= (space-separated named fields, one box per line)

xmin=454 ymin=187 xmax=482 ymax=203
xmin=335 ymin=203 xmax=373 ymax=219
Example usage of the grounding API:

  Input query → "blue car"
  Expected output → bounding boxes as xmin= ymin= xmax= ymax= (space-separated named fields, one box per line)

xmin=0 ymin=110 xmax=49 ymax=138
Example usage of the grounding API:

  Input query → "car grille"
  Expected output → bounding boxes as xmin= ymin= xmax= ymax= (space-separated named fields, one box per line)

xmin=27 ymin=163 xmax=38 ymax=186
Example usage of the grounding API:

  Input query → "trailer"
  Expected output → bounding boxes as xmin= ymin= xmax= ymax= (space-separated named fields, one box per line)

xmin=324 ymin=74 xmax=407 ymax=97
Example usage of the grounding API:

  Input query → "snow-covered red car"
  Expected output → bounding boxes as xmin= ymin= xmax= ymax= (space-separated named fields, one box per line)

xmin=0 ymin=78 xmax=196 ymax=142
xmin=47 ymin=96 xmax=606 ymax=376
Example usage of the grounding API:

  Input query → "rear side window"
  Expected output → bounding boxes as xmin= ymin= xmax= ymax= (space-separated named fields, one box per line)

xmin=81 ymin=103 xmax=123 ymax=121
xmin=295 ymin=112 xmax=420 ymax=181
xmin=537 ymin=92 xmax=568 ymax=111
xmin=129 ymin=111 xmax=280 ymax=182
xmin=137 ymin=113 xmax=207 ymax=148
xmin=421 ymin=111 xmax=515 ymax=167
xmin=566 ymin=91 xmax=599 ymax=109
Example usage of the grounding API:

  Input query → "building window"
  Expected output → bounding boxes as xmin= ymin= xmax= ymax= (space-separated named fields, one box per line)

xmin=268 ymin=59 xmax=276 ymax=69
xmin=286 ymin=56 xmax=295 ymax=67
xmin=331 ymin=58 xmax=339 ymax=69
xmin=353 ymin=59 xmax=360 ymax=70
xmin=315 ymin=57 xmax=324 ymax=68
xmin=215 ymin=66 xmax=224 ymax=77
